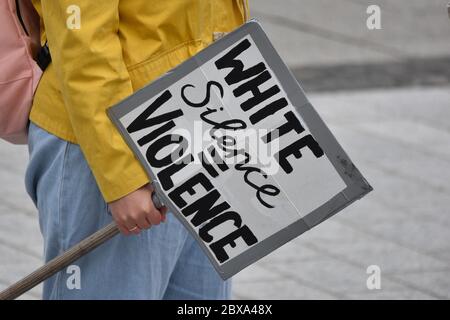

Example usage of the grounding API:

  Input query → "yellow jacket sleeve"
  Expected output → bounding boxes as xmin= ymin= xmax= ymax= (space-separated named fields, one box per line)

xmin=40 ymin=0 xmax=149 ymax=202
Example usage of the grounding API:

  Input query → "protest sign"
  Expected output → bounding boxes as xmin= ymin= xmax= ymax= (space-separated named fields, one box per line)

xmin=108 ymin=20 xmax=372 ymax=279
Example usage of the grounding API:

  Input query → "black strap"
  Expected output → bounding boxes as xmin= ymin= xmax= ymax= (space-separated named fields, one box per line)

xmin=16 ymin=0 xmax=51 ymax=71
xmin=37 ymin=42 xmax=51 ymax=71
xmin=15 ymin=0 xmax=29 ymax=36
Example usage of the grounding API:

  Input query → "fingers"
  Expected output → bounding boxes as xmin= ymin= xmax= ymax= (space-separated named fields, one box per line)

xmin=120 ymin=209 xmax=157 ymax=236
xmin=116 ymin=211 xmax=168 ymax=236
xmin=136 ymin=215 xmax=151 ymax=230
xmin=124 ymin=221 xmax=141 ymax=235
xmin=146 ymin=206 xmax=162 ymax=226
xmin=108 ymin=183 xmax=169 ymax=236
xmin=116 ymin=223 xmax=131 ymax=236
xmin=116 ymin=208 xmax=168 ymax=236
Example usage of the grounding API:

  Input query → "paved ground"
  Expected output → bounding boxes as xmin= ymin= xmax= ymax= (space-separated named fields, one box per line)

xmin=0 ymin=0 xmax=449 ymax=299
xmin=252 ymin=0 xmax=450 ymax=67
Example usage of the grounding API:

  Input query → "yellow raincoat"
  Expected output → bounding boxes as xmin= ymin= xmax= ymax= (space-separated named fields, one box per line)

xmin=30 ymin=0 xmax=249 ymax=202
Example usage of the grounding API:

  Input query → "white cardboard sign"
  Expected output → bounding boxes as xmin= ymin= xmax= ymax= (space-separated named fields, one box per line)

xmin=108 ymin=21 xmax=372 ymax=279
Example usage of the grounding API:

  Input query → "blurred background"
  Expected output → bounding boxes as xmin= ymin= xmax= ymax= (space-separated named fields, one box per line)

xmin=1 ymin=0 xmax=449 ymax=299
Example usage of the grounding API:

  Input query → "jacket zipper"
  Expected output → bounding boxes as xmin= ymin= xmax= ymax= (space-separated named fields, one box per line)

xmin=15 ymin=0 xmax=30 ymax=36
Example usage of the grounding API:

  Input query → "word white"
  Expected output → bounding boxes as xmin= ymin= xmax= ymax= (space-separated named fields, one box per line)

xmin=366 ymin=5 xmax=382 ymax=30
xmin=66 ymin=265 xmax=81 ymax=290
xmin=66 ymin=5 xmax=81 ymax=30
xmin=366 ymin=264 xmax=381 ymax=290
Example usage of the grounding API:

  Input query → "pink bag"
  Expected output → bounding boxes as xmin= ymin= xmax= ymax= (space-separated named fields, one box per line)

xmin=0 ymin=0 xmax=42 ymax=144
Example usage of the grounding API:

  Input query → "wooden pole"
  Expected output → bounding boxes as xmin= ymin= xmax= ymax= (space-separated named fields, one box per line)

xmin=0 ymin=193 xmax=164 ymax=300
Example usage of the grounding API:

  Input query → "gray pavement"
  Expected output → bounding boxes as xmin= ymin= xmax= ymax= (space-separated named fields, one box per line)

xmin=252 ymin=0 xmax=450 ymax=67
xmin=1 ymin=0 xmax=449 ymax=299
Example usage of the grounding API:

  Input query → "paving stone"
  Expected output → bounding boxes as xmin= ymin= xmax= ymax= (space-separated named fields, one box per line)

xmin=251 ymin=0 xmax=450 ymax=67
xmin=304 ymin=226 xmax=448 ymax=274
xmin=233 ymin=279 xmax=337 ymax=300
xmin=0 ymin=212 xmax=42 ymax=258
xmin=0 ymin=243 xmax=42 ymax=297
xmin=388 ymin=270 xmax=450 ymax=299
xmin=346 ymin=289 xmax=435 ymax=300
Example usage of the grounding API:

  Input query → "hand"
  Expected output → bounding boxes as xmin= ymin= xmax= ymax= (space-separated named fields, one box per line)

xmin=108 ymin=184 xmax=168 ymax=235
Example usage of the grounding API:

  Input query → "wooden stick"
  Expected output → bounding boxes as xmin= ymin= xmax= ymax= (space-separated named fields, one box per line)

xmin=0 ymin=193 xmax=164 ymax=300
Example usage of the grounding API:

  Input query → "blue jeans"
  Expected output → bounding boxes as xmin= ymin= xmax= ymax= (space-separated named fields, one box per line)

xmin=25 ymin=122 xmax=231 ymax=300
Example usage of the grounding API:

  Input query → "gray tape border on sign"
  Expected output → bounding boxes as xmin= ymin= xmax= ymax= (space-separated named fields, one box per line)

xmin=108 ymin=20 xmax=373 ymax=280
